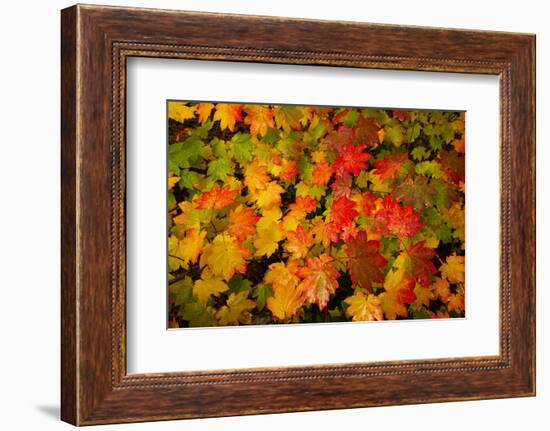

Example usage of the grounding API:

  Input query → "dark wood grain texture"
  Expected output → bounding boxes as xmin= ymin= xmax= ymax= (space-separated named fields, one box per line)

xmin=60 ymin=4 xmax=535 ymax=425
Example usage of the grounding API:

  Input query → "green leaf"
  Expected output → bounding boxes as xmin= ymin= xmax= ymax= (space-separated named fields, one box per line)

xmin=207 ymin=157 xmax=232 ymax=181
xmin=193 ymin=120 xmax=213 ymax=139
xmin=253 ymin=283 xmax=273 ymax=312
xmin=231 ymin=133 xmax=253 ymax=165
xmin=429 ymin=136 xmax=443 ymax=152
xmin=343 ymin=110 xmax=360 ymax=126
xmin=178 ymin=170 xmax=202 ymax=190
xmin=263 ymin=127 xmax=279 ymax=144
xmin=169 ymin=135 xmax=203 ymax=170
xmin=406 ymin=122 xmax=422 ymax=143
xmin=180 ymin=302 xmax=216 ymax=327
xmin=228 ymin=274 xmax=253 ymax=295
xmin=411 ymin=146 xmax=430 ymax=161
xmin=415 ymin=160 xmax=443 ymax=178
xmin=169 ymin=277 xmax=194 ymax=306
xmin=411 ymin=306 xmax=431 ymax=319
xmin=385 ymin=124 xmax=405 ymax=147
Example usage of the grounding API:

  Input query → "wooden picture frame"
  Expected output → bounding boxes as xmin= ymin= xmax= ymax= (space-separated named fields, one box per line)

xmin=61 ymin=4 xmax=536 ymax=425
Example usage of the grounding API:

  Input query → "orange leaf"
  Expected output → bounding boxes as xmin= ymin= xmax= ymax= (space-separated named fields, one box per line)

xmin=244 ymin=105 xmax=274 ymax=137
xmin=372 ymin=152 xmax=408 ymax=180
xmin=297 ymin=255 xmax=340 ymax=311
xmin=213 ymin=103 xmax=243 ymax=132
xmin=228 ymin=205 xmax=259 ymax=242
xmin=194 ymin=183 xmax=240 ymax=210
xmin=375 ymin=196 xmax=423 ymax=238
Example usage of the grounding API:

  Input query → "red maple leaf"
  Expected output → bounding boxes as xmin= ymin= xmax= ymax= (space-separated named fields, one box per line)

xmin=194 ymin=183 xmax=240 ymax=210
xmin=333 ymin=143 xmax=371 ymax=176
xmin=372 ymin=152 xmax=408 ymax=180
xmin=375 ymin=196 xmax=423 ymax=238
xmin=330 ymin=196 xmax=358 ymax=229
xmin=360 ymin=191 xmax=378 ymax=215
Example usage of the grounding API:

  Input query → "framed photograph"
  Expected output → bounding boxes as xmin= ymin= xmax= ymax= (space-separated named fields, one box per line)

xmin=61 ymin=4 xmax=535 ymax=425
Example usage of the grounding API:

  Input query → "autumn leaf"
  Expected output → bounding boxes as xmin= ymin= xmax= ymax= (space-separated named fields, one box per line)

xmin=216 ymin=291 xmax=256 ymax=325
xmin=244 ymin=105 xmax=275 ymax=137
xmin=323 ymin=125 xmax=354 ymax=152
xmin=267 ymin=283 xmax=306 ymax=321
xmin=375 ymin=196 xmax=423 ymax=238
xmin=440 ymin=254 xmax=465 ymax=283
xmin=345 ymin=231 xmax=387 ymax=291
xmin=333 ymin=143 xmax=371 ymax=176
xmin=244 ymin=161 xmax=270 ymax=194
xmin=393 ymin=241 xmax=437 ymax=288
xmin=393 ymin=176 xmax=436 ymax=211
xmin=273 ymin=105 xmax=303 ymax=133
xmin=432 ymin=276 xmax=451 ymax=302
xmin=196 ymin=102 xmax=214 ymax=123
xmin=447 ymin=293 xmax=465 ymax=314
xmin=289 ymin=196 xmax=317 ymax=214
xmin=254 ymin=222 xmax=284 ymax=257
xmin=310 ymin=161 xmax=333 ymax=186
xmin=284 ymin=225 xmax=314 ymax=259
xmin=213 ymin=103 xmax=243 ymax=132
xmin=180 ymin=302 xmax=216 ymax=327
xmin=228 ymin=205 xmax=259 ymax=242
xmin=344 ymin=290 xmax=384 ymax=321
xmin=372 ymin=152 xmax=408 ymax=180
xmin=439 ymin=149 xmax=465 ymax=185
xmin=251 ymin=181 xmax=284 ymax=210
xmin=168 ymin=102 xmax=196 ymax=123
xmin=330 ymin=196 xmax=359 ymax=230
xmin=193 ymin=272 xmax=229 ymax=303
xmin=194 ymin=183 xmax=240 ymax=210
xmin=264 ymin=262 xmax=300 ymax=290
xmin=297 ymin=255 xmax=340 ymax=311
xmin=353 ymin=115 xmax=382 ymax=147
xmin=278 ymin=159 xmax=300 ymax=182
xmin=200 ymin=232 xmax=251 ymax=281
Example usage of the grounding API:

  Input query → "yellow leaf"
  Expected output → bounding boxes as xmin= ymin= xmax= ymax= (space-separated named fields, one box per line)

xmin=213 ymin=103 xmax=243 ymax=132
xmin=379 ymin=290 xmax=408 ymax=320
xmin=440 ymin=254 xmax=465 ymax=283
xmin=168 ymin=173 xmax=180 ymax=190
xmin=254 ymin=222 xmax=284 ymax=257
xmin=216 ymin=291 xmax=256 ymax=325
xmin=412 ymin=284 xmax=433 ymax=310
xmin=251 ymin=181 xmax=284 ymax=210
xmin=344 ymin=290 xmax=384 ymax=321
xmin=267 ymin=283 xmax=305 ymax=321
xmin=257 ymin=207 xmax=282 ymax=230
xmin=432 ymin=276 xmax=451 ymax=302
xmin=264 ymin=262 xmax=300 ymax=291
xmin=184 ymin=228 xmax=207 ymax=263
xmin=244 ymin=160 xmax=270 ymax=195
xmin=168 ymin=102 xmax=196 ymax=123
xmin=168 ymin=229 xmax=206 ymax=271
xmin=168 ymin=234 xmax=187 ymax=271
xmin=196 ymin=102 xmax=214 ymax=123
xmin=193 ymin=272 xmax=229 ymax=303
xmin=200 ymin=232 xmax=250 ymax=281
